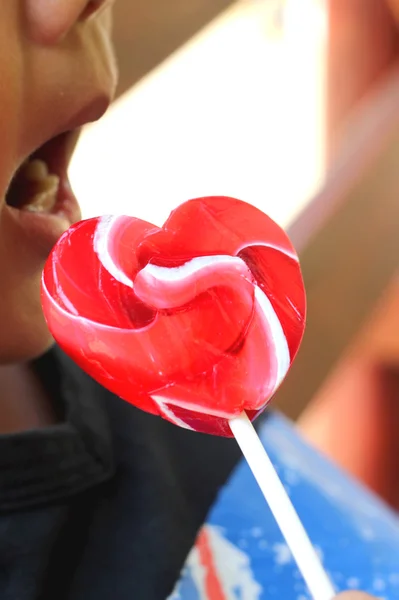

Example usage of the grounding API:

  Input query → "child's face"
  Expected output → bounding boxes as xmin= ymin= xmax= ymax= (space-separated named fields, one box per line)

xmin=0 ymin=1 xmax=117 ymax=363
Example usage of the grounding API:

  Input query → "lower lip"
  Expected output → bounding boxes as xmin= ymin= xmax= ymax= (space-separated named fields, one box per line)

xmin=5 ymin=176 xmax=81 ymax=256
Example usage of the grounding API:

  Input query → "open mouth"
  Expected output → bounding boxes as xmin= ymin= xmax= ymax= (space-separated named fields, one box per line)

xmin=5 ymin=130 xmax=80 ymax=217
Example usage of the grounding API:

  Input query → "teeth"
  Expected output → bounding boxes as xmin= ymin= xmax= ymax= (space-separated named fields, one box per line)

xmin=24 ymin=159 xmax=50 ymax=182
xmin=21 ymin=159 xmax=60 ymax=213
xmin=24 ymin=175 xmax=60 ymax=212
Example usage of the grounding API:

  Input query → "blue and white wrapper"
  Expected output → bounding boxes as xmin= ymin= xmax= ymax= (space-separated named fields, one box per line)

xmin=170 ymin=412 xmax=399 ymax=599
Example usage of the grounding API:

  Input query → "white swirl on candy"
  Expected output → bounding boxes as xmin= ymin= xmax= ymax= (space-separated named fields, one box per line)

xmin=134 ymin=255 xmax=290 ymax=420
xmin=93 ymin=215 xmax=135 ymax=288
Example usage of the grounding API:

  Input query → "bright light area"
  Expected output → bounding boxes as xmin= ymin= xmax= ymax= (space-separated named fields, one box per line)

xmin=70 ymin=0 xmax=327 ymax=229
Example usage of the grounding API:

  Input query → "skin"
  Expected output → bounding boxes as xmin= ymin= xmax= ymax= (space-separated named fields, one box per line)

xmin=0 ymin=0 xmax=117 ymax=364
xmin=335 ymin=594 xmax=375 ymax=600
xmin=0 ymin=0 xmax=117 ymax=430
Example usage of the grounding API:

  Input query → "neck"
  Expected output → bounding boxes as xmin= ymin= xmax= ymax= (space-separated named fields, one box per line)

xmin=0 ymin=363 xmax=58 ymax=434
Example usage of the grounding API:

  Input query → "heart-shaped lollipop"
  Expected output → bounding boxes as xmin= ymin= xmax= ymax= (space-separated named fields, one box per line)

xmin=41 ymin=197 xmax=336 ymax=600
xmin=41 ymin=196 xmax=306 ymax=436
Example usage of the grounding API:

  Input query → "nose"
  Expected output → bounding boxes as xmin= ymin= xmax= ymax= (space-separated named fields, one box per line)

xmin=79 ymin=0 xmax=113 ymax=22
xmin=26 ymin=0 xmax=113 ymax=45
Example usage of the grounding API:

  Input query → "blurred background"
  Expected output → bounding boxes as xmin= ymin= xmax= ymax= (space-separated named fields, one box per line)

xmin=70 ymin=0 xmax=326 ymax=228
xmin=70 ymin=0 xmax=399 ymax=508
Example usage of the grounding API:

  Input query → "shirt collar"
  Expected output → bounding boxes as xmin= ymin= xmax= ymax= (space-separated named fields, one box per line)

xmin=0 ymin=347 xmax=113 ymax=512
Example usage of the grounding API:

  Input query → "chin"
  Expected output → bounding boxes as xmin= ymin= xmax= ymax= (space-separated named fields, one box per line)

xmin=0 ymin=307 xmax=55 ymax=365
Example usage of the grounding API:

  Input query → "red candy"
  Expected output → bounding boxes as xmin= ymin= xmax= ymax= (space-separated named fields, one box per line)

xmin=41 ymin=197 xmax=306 ymax=436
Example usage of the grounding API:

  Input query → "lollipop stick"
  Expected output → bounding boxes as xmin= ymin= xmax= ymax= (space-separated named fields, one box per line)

xmin=229 ymin=412 xmax=336 ymax=600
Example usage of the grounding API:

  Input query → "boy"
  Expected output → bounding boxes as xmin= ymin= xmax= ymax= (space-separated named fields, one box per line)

xmin=0 ymin=0 xmax=382 ymax=598
xmin=0 ymin=5 xmax=246 ymax=599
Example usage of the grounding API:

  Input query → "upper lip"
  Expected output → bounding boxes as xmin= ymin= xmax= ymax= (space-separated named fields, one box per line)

xmin=62 ymin=94 xmax=111 ymax=135
xmin=24 ymin=94 xmax=111 ymax=170
xmin=5 ymin=93 xmax=111 ymax=209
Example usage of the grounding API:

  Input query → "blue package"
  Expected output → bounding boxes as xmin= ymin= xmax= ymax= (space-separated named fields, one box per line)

xmin=170 ymin=412 xmax=399 ymax=599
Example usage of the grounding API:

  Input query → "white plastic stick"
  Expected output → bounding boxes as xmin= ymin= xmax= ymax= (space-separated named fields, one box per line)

xmin=229 ymin=412 xmax=336 ymax=600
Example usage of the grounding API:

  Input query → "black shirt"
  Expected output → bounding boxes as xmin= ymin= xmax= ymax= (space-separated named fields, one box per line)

xmin=0 ymin=348 xmax=242 ymax=599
